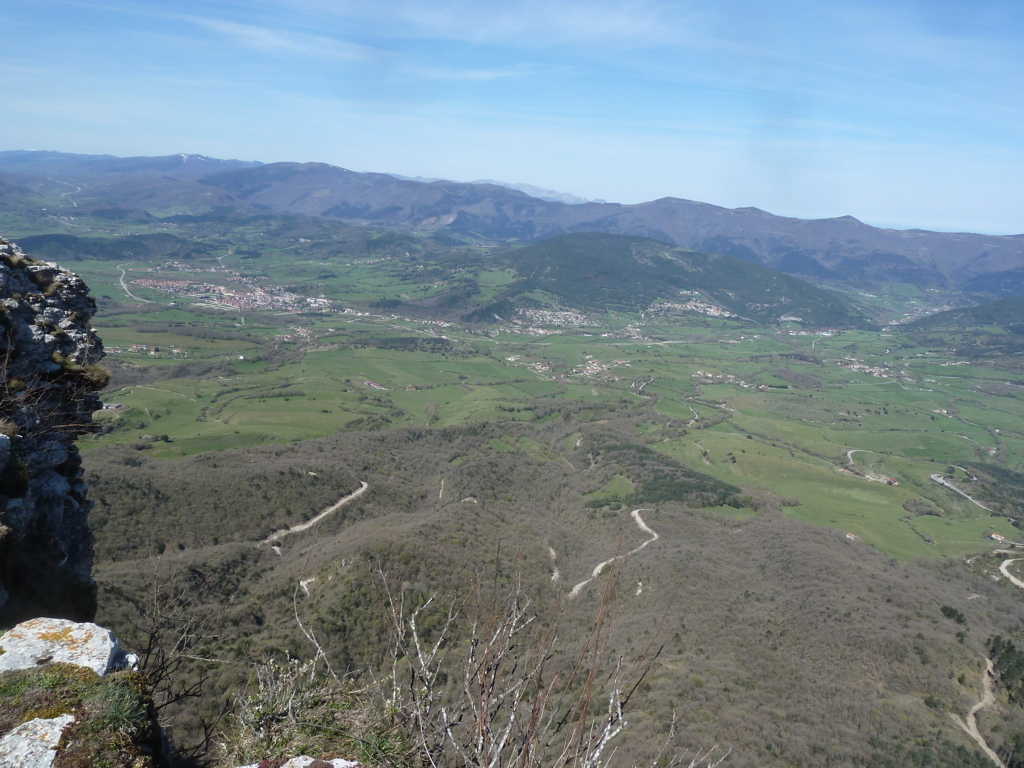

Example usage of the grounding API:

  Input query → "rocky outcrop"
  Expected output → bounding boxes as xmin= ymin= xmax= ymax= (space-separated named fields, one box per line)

xmin=0 ymin=618 xmax=159 ymax=768
xmin=0 ymin=617 xmax=137 ymax=677
xmin=237 ymin=759 xmax=362 ymax=768
xmin=0 ymin=238 xmax=105 ymax=626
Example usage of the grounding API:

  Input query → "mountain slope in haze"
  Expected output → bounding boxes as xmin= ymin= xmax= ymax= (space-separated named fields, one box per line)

xmin=197 ymin=162 xmax=566 ymax=240
xmin=963 ymin=267 xmax=1024 ymax=300
xmin=389 ymin=173 xmax=603 ymax=204
xmin=0 ymin=150 xmax=260 ymax=179
xmin=4 ymin=150 xmax=1024 ymax=290
xmin=469 ymin=179 xmax=605 ymax=205
xmin=485 ymin=233 xmax=875 ymax=328
xmin=906 ymin=297 xmax=1024 ymax=330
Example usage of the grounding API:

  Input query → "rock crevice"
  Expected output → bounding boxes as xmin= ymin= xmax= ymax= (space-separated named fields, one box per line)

xmin=0 ymin=238 xmax=105 ymax=626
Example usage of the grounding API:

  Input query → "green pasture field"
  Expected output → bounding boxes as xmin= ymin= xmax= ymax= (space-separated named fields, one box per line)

xmin=24 ymin=226 xmax=1016 ymax=560
xmin=584 ymin=475 xmax=636 ymax=503
xmin=653 ymin=428 xmax=1017 ymax=558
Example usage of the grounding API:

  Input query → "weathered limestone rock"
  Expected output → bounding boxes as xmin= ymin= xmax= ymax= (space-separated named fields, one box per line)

xmin=0 ymin=617 xmax=136 ymax=677
xmin=0 ymin=713 xmax=75 ymax=768
xmin=0 ymin=238 xmax=105 ymax=626
xmin=238 ymin=758 xmax=362 ymax=768
xmin=0 ymin=619 xmax=157 ymax=767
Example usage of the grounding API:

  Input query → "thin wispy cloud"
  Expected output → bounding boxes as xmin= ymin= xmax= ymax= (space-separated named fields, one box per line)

xmin=188 ymin=17 xmax=374 ymax=60
xmin=405 ymin=64 xmax=538 ymax=83
xmin=273 ymin=0 xmax=688 ymax=46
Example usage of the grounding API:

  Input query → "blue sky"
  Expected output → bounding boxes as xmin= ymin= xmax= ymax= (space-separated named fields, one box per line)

xmin=2 ymin=0 xmax=1022 ymax=233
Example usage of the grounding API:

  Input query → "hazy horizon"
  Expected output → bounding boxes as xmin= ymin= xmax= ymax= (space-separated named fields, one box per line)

xmin=2 ymin=0 xmax=1022 ymax=234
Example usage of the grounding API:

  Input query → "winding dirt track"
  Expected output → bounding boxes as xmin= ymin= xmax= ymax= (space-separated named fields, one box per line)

xmin=259 ymin=481 xmax=369 ymax=545
xmin=846 ymin=448 xmax=873 ymax=467
xmin=956 ymin=556 xmax=1024 ymax=767
xmin=116 ymin=263 xmax=153 ymax=304
xmin=1000 ymin=559 xmax=1024 ymax=590
xmin=568 ymin=508 xmax=659 ymax=599
xmin=548 ymin=546 xmax=560 ymax=582
xmin=951 ymin=659 xmax=1005 ymax=768
xmin=930 ymin=474 xmax=995 ymax=512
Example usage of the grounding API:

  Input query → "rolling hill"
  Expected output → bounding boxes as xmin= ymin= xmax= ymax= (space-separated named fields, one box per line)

xmin=486 ymin=233 xmax=876 ymax=328
xmin=907 ymin=296 xmax=1024 ymax=330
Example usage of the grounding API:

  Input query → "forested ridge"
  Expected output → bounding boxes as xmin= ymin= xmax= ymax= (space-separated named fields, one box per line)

xmin=88 ymin=406 xmax=1024 ymax=767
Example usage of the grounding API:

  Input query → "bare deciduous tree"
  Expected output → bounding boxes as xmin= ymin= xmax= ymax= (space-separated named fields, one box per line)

xmin=376 ymin=565 xmax=729 ymax=768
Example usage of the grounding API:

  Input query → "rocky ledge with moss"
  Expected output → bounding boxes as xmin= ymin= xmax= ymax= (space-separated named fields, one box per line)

xmin=0 ymin=617 xmax=159 ymax=768
xmin=0 ymin=238 xmax=105 ymax=626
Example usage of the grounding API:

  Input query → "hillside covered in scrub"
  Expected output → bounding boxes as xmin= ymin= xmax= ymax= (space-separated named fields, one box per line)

xmin=88 ymin=413 xmax=1024 ymax=767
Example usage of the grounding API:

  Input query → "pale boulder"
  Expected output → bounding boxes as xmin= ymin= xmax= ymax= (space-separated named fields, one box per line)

xmin=0 ymin=617 xmax=134 ymax=677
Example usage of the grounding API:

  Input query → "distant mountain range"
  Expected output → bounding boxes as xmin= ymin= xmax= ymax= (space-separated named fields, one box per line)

xmin=2 ymin=150 xmax=1023 ymax=293
xmin=0 ymin=150 xmax=258 ymax=179
xmin=467 ymin=180 xmax=605 ymax=205
xmin=389 ymin=174 xmax=603 ymax=205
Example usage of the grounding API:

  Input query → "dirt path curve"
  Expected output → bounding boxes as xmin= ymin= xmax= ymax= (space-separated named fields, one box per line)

xmin=568 ymin=508 xmax=659 ymax=599
xmin=116 ymin=263 xmax=153 ymax=304
xmin=1000 ymin=559 xmax=1024 ymax=590
xmin=951 ymin=658 xmax=1005 ymax=767
xmin=931 ymin=474 xmax=995 ymax=512
xmin=683 ymin=403 xmax=699 ymax=427
xmin=259 ymin=481 xmax=369 ymax=545
xmin=134 ymin=385 xmax=198 ymax=401
xmin=846 ymin=448 xmax=871 ymax=466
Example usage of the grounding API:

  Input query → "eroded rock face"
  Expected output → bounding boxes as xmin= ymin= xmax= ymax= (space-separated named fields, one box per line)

xmin=0 ymin=238 xmax=105 ymax=625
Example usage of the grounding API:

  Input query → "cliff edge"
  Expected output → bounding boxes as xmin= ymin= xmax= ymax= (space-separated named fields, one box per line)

xmin=0 ymin=238 xmax=105 ymax=626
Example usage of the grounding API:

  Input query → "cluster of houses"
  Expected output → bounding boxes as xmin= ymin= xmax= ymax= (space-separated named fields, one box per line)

xmin=571 ymin=356 xmax=631 ymax=378
xmin=600 ymin=324 xmax=648 ymax=340
xmin=647 ymin=298 xmax=736 ymax=318
xmin=516 ymin=308 xmax=599 ymax=327
xmin=504 ymin=355 xmax=553 ymax=377
xmin=836 ymin=357 xmax=894 ymax=378
xmin=106 ymin=343 xmax=187 ymax=357
xmin=691 ymin=370 xmax=756 ymax=390
xmin=276 ymin=327 xmax=314 ymax=343
xmin=497 ymin=324 xmax=555 ymax=337
xmin=131 ymin=276 xmax=332 ymax=312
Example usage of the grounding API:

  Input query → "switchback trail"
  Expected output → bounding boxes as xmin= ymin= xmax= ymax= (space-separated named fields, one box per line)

xmin=951 ymin=658 xmax=1005 ymax=767
xmin=568 ymin=508 xmax=659 ymax=599
xmin=259 ymin=481 xmax=369 ymax=545
xmin=931 ymin=474 xmax=995 ymax=512
xmin=1000 ymin=559 xmax=1024 ymax=591
xmin=846 ymin=449 xmax=874 ymax=467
